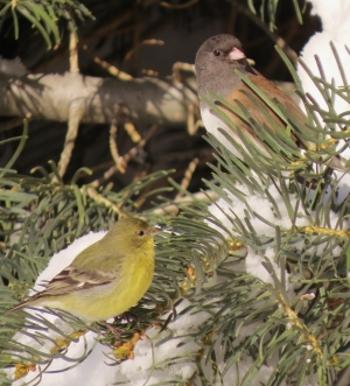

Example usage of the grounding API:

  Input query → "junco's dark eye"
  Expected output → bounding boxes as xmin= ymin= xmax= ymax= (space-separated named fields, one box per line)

xmin=213 ymin=49 xmax=222 ymax=57
xmin=137 ymin=229 xmax=145 ymax=237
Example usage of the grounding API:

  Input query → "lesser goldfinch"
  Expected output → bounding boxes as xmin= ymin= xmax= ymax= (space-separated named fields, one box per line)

xmin=12 ymin=217 xmax=157 ymax=322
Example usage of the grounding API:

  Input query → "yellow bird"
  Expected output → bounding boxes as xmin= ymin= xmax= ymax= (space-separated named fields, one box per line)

xmin=12 ymin=217 xmax=158 ymax=322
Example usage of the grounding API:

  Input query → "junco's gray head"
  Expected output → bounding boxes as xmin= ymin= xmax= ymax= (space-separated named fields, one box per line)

xmin=195 ymin=34 xmax=250 ymax=96
xmin=195 ymin=34 xmax=245 ymax=69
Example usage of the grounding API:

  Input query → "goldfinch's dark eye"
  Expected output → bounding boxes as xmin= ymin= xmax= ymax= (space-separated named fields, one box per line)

xmin=213 ymin=49 xmax=222 ymax=57
xmin=137 ymin=230 xmax=145 ymax=237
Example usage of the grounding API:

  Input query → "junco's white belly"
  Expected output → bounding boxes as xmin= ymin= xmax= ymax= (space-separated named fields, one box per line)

xmin=200 ymin=105 xmax=248 ymax=159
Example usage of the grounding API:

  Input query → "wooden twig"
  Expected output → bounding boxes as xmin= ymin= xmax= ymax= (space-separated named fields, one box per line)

xmin=153 ymin=191 xmax=218 ymax=216
xmin=91 ymin=125 xmax=158 ymax=187
xmin=56 ymin=101 xmax=85 ymax=179
xmin=125 ymin=39 xmax=164 ymax=62
xmin=276 ymin=292 xmax=323 ymax=358
xmin=186 ymin=102 xmax=199 ymax=135
xmin=176 ymin=157 xmax=199 ymax=200
xmin=171 ymin=62 xmax=199 ymax=135
xmin=141 ymin=69 xmax=159 ymax=77
xmin=172 ymin=61 xmax=195 ymax=83
xmin=160 ymin=0 xmax=199 ymax=10
xmin=109 ymin=120 xmax=127 ymax=174
xmin=124 ymin=121 xmax=141 ymax=143
xmin=121 ymin=124 xmax=157 ymax=165
xmin=86 ymin=48 xmax=133 ymax=81
xmin=84 ymin=186 xmax=123 ymax=215
xmin=69 ymin=30 xmax=79 ymax=73
xmin=53 ymin=28 xmax=82 ymax=181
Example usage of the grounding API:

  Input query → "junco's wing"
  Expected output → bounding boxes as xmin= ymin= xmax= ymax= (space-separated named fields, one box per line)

xmin=216 ymin=71 xmax=307 ymax=153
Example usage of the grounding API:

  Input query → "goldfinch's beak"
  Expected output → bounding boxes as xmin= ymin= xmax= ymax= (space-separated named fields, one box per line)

xmin=148 ymin=225 xmax=162 ymax=235
xmin=149 ymin=224 xmax=181 ymax=236
xmin=155 ymin=224 xmax=181 ymax=236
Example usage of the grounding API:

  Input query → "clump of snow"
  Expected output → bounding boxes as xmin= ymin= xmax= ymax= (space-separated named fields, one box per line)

xmin=297 ymin=0 xmax=350 ymax=159
xmin=209 ymin=182 xmax=308 ymax=285
xmin=208 ymin=175 xmax=349 ymax=286
xmin=114 ymin=300 xmax=205 ymax=385
xmin=11 ymin=331 xmax=112 ymax=386
xmin=307 ymin=0 xmax=350 ymax=33
xmin=245 ymin=247 xmax=284 ymax=286
xmin=209 ymin=184 xmax=310 ymax=237
xmin=7 ymin=231 xmax=108 ymax=384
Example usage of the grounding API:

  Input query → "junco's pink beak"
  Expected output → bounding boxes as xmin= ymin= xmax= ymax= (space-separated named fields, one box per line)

xmin=228 ymin=47 xmax=246 ymax=61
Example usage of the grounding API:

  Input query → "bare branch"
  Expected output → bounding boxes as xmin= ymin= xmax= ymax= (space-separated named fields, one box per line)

xmin=0 ymin=72 xmax=197 ymax=126
xmin=0 ymin=70 xmax=296 ymax=131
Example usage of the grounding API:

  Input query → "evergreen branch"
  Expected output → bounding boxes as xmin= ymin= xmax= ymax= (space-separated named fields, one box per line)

xmin=0 ymin=0 xmax=92 ymax=48
xmin=275 ymin=291 xmax=323 ymax=358
xmin=296 ymin=226 xmax=350 ymax=239
xmin=255 ymin=0 xmax=303 ymax=27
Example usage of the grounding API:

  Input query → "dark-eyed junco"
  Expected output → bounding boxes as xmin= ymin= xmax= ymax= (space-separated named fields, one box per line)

xmin=195 ymin=34 xmax=309 ymax=161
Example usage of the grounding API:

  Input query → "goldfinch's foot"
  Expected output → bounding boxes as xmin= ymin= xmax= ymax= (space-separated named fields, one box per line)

xmin=14 ymin=362 xmax=36 ymax=380
xmin=113 ymin=332 xmax=141 ymax=360
xmin=50 ymin=330 xmax=86 ymax=354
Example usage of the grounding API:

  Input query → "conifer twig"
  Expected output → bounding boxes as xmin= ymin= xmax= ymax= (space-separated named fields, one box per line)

xmin=84 ymin=186 xmax=122 ymax=215
xmin=56 ymin=100 xmax=85 ymax=179
xmin=160 ymin=0 xmax=199 ymax=10
xmin=91 ymin=125 xmax=158 ymax=187
xmin=276 ymin=292 xmax=323 ymax=358
xmin=123 ymin=121 xmax=141 ymax=143
xmin=86 ymin=49 xmax=133 ymax=81
xmin=152 ymin=190 xmax=218 ymax=215
xmin=69 ymin=29 xmax=79 ymax=73
xmin=55 ymin=29 xmax=82 ymax=180
xmin=176 ymin=157 xmax=199 ymax=199
xmin=109 ymin=121 xmax=126 ymax=174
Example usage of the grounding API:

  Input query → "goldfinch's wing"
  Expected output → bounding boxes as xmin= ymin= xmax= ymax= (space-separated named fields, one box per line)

xmin=39 ymin=240 xmax=125 ymax=296
xmin=36 ymin=250 xmax=123 ymax=298
xmin=11 ymin=236 xmax=125 ymax=310
xmin=40 ymin=263 xmax=116 ymax=296
xmin=11 ymin=253 xmax=121 ymax=311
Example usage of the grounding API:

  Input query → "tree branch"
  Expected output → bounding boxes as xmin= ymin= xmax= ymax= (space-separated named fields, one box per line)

xmin=0 ymin=72 xmax=197 ymax=126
